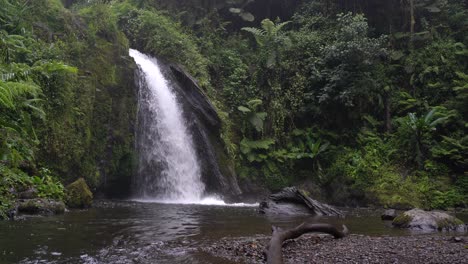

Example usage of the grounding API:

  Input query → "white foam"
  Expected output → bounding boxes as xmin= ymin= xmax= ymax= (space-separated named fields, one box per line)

xmin=130 ymin=49 xmax=204 ymax=200
xmin=131 ymin=196 xmax=258 ymax=207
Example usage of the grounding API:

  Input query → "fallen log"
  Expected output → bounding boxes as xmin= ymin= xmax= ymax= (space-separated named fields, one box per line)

xmin=265 ymin=223 xmax=348 ymax=264
xmin=260 ymin=187 xmax=343 ymax=216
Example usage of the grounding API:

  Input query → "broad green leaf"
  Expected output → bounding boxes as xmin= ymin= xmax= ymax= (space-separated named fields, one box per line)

xmin=237 ymin=105 xmax=251 ymax=113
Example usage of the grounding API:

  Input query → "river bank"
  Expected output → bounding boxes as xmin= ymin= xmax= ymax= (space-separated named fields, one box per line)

xmin=203 ymin=233 xmax=468 ymax=263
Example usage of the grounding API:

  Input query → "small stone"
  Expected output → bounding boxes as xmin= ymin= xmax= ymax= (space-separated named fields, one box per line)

xmin=449 ymin=237 xmax=464 ymax=243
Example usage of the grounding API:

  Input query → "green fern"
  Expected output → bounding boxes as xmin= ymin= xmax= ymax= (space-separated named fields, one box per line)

xmin=242 ymin=19 xmax=290 ymax=47
xmin=0 ymin=80 xmax=40 ymax=109
xmin=242 ymin=19 xmax=291 ymax=68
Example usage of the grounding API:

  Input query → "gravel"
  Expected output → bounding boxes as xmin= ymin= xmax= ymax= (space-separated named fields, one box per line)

xmin=203 ymin=234 xmax=468 ymax=263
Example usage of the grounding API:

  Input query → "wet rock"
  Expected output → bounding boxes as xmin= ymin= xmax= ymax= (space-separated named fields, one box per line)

xmin=6 ymin=207 xmax=18 ymax=220
xmin=381 ymin=209 xmax=397 ymax=220
xmin=259 ymin=187 xmax=342 ymax=216
xmin=150 ymin=62 xmax=242 ymax=198
xmin=392 ymin=208 xmax=466 ymax=231
xmin=65 ymin=178 xmax=93 ymax=208
xmin=17 ymin=198 xmax=65 ymax=215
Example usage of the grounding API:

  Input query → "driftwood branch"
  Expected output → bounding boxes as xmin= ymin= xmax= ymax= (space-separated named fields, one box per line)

xmin=262 ymin=187 xmax=343 ymax=216
xmin=265 ymin=223 xmax=348 ymax=264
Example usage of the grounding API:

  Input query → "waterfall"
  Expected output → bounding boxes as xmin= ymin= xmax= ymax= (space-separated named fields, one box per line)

xmin=130 ymin=49 xmax=205 ymax=202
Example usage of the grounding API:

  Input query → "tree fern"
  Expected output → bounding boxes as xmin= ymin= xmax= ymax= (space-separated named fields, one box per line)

xmin=32 ymin=60 xmax=78 ymax=77
xmin=242 ymin=19 xmax=291 ymax=68
xmin=240 ymin=27 xmax=265 ymax=45
xmin=242 ymin=19 xmax=290 ymax=47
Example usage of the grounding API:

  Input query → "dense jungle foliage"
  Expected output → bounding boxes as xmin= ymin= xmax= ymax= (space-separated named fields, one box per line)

xmin=1 ymin=0 xmax=467 ymax=217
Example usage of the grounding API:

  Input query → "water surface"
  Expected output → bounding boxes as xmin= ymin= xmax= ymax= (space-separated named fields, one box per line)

xmin=0 ymin=201 xmax=465 ymax=263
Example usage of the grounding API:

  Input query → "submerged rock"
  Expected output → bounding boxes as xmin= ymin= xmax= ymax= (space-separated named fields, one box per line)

xmin=259 ymin=187 xmax=342 ymax=216
xmin=381 ymin=209 xmax=397 ymax=220
xmin=17 ymin=198 xmax=65 ymax=215
xmin=392 ymin=208 xmax=466 ymax=232
xmin=65 ymin=178 xmax=93 ymax=208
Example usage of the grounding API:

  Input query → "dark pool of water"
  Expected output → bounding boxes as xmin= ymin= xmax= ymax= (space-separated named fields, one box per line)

xmin=0 ymin=201 xmax=466 ymax=263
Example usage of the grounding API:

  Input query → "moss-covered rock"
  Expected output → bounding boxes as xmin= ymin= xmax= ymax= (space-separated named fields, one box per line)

xmin=392 ymin=214 xmax=413 ymax=227
xmin=65 ymin=178 xmax=93 ymax=208
xmin=17 ymin=198 xmax=65 ymax=215
xmin=392 ymin=208 xmax=466 ymax=232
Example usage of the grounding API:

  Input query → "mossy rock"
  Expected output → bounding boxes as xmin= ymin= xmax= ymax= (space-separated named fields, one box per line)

xmin=18 ymin=198 xmax=65 ymax=215
xmin=65 ymin=178 xmax=93 ymax=208
xmin=392 ymin=214 xmax=413 ymax=227
xmin=436 ymin=218 xmax=465 ymax=231
xmin=392 ymin=208 xmax=466 ymax=232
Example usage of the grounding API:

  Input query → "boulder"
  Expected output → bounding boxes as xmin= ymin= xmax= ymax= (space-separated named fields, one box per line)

xmin=381 ymin=209 xmax=397 ymax=220
xmin=392 ymin=208 xmax=466 ymax=232
xmin=65 ymin=178 xmax=93 ymax=208
xmin=259 ymin=187 xmax=342 ymax=216
xmin=17 ymin=198 xmax=65 ymax=215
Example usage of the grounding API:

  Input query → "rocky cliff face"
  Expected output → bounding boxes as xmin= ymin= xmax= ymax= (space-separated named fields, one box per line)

xmin=160 ymin=63 xmax=242 ymax=198
xmin=87 ymin=50 xmax=139 ymax=198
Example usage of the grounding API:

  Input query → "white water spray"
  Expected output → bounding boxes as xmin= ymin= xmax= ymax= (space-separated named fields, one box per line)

xmin=130 ymin=49 xmax=204 ymax=202
xmin=130 ymin=49 xmax=257 ymax=207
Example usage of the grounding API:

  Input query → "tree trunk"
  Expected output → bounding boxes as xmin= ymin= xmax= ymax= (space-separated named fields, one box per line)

xmin=265 ymin=223 xmax=348 ymax=264
xmin=409 ymin=0 xmax=415 ymax=50
xmin=384 ymin=92 xmax=392 ymax=133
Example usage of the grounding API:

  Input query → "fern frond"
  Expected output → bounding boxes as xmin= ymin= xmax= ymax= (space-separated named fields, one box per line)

xmin=0 ymin=84 xmax=14 ymax=108
xmin=32 ymin=60 xmax=78 ymax=74
xmin=274 ymin=21 xmax=291 ymax=33
xmin=0 ymin=80 xmax=40 ymax=109
xmin=261 ymin=19 xmax=275 ymax=35
xmin=22 ymin=98 xmax=46 ymax=120
xmin=241 ymin=27 xmax=265 ymax=37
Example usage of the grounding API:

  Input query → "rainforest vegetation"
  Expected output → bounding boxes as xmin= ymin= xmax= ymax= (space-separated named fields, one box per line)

xmin=1 ymin=0 xmax=467 ymax=218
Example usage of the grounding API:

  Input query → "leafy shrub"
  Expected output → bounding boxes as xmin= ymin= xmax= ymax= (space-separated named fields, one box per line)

xmin=0 ymin=164 xmax=65 ymax=219
xmin=0 ymin=165 xmax=31 ymax=218
xmin=32 ymin=168 xmax=64 ymax=200
xmin=112 ymin=2 xmax=209 ymax=86
xmin=429 ymin=189 xmax=464 ymax=209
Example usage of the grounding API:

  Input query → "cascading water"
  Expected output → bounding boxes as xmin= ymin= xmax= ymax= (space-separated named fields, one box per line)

xmin=130 ymin=49 xmax=256 ymax=207
xmin=130 ymin=49 xmax=205 ymax=202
